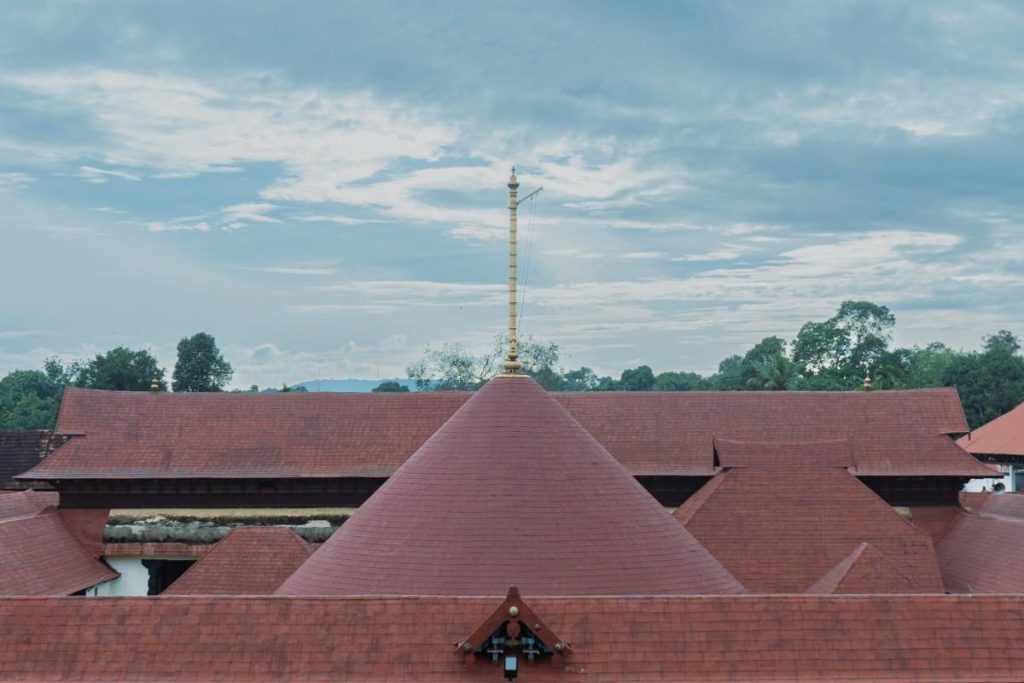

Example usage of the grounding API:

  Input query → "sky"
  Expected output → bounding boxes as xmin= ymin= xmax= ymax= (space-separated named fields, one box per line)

xmin=1 ymin=1 xmax=1023 ymax=388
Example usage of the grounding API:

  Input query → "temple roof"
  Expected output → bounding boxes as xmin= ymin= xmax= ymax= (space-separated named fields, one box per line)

xmin=278 ymin=375 xmax=743 ymax=596
xmin=164 ymin=526 xmax=313 ymax=595
xmin=0 ymin=491 xmax=117 ymax=596
xmin=674 ymin=463 xmax=944 ymax=593
xmin=936 ymin=507 xmax=1024 ymax=593
xmin=18 ymin=386 xmax=989 ymax=481
xmin=958 ymin=402 xmax=1024 ymax=457
xmin=3 ymin=594 xmax=1024 ymax=681
xmin=0 ymin=430 xmax=55 ymax=489
xmin=806 ymin=542 xmax=922 ymax=594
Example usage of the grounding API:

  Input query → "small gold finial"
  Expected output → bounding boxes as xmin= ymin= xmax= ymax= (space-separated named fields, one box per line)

xmin=863 ymin=374 xmax=873 ymax=392
xmin=504 ymin=166 xmax=522 ymax=374
xmin=150 ymin=377 xmax=160 ymax=393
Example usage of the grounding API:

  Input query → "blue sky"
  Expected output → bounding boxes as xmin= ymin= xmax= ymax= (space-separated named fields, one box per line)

xmin=1 ymin=1 xmax=1022 ymax=388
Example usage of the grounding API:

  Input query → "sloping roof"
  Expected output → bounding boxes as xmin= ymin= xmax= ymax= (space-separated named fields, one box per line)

xmin=958 ymin=402 xmax=1024 ymax=457
xmin=278 ymin=375 xmax=744 ymax=597
xmin=3 ymin=595 xmax=1024 ymax=681
xmin=0 ymin=490 xmax=58 ymax=519
xmin=164 ymin=526 xmax=312 ymax=595
xmin=18 ymin=386 xmax=987 ymax=481
xmin=714 ymin=437 xmax=854 ymax=468
xmin=936 ymin=510 xmax=1024 ymax=593
xmin=674 ymin=465 xmax=944 ymax=593
xmin=0 ymin=430 xmax=53 ymax=489
xmin=0 ymin=492 xmax=117 ymax=596
xmin=961 ymin=492 xmax=1024 ymax=520
xmin=806 ymin=542 xmax=921 ymax=594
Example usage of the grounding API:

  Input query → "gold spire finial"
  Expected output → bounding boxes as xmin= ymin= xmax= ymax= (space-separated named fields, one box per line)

xmin=504 ymin=167 xmax=522 ymax=374
xmin=150 ymin=377 xmax=160 ymax=393
xmin=863 ymin=374 xmax=873 ymax=392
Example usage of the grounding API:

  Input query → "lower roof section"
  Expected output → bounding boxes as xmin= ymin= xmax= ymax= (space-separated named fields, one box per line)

xmin=2 ymin=594 xmax=1024 ymax=681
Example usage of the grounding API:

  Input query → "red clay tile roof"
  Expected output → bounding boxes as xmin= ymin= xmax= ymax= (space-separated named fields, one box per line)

xmin=278 ymin=376 xmax=744 ymax=597
xmin=18 ymin=386 xmax=987 ymax=481
xmin=806 ymin=542 xmax=922 ymax=594
xmin=0 ymin=430 xmax=54 ymax=489
xmin=714 ymin=437 xmax=854 ymax=468
xmin=674 ymin=465 xmax=944 ymax=593
xmin=0 ymin=492 xmax=117 ymax=596
xmin=3 ymin=594 xmax=1024 ymax=680
xmin=908 ymin=506 xmax=962 ymax=543
xmin=0 ymin=490 xmax=58 ymax=519
xmin=936 ymin=510 xmax=1024 ymax=593
xmin=164 ymin=526 xmax=312 ymax=595
xmin=958 ymin=402 xmax=1024 ymax=457
xmin=962 ymin=492 xmax=1024 ymax=520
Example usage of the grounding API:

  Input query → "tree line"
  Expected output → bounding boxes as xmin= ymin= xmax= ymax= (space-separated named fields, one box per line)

xmin=0 ymin=332 xmax=232 ymax=430
xmin=402 ymin=301 xmax=1024 ymax=430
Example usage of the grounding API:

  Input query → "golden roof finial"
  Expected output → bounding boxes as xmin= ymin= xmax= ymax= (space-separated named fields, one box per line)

xmin=504 ymin=166 xmax=522 ymax=374
xmin=150 ymin=377 xmax=160 ymax=393
xmin=863 ymin=374 xmax=873 ymax=392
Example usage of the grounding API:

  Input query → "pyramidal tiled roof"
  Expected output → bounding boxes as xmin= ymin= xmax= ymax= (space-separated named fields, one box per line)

xmin=807 ymin=542 xmax=923 ymax=594
xmin=278 ymin=375 xmax=744 ymax=596
xmin=674 ymin=464 xmax=944 ymax=593
xmin=164 ymin=527 xmax=313 ymax=595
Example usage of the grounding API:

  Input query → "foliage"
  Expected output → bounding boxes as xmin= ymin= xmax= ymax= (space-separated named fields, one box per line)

xmin=76 ymin=347 xmax=166 ymax=391
xmin=406 ymin=335 xmax=560 ymax=391
xmin=792 ymin=301 xmax=895 ymax=379
xmin=172 ymin=332 xmax=233 ymax=392
xmin=653 ymin=371 xmax=707 ymax=391
xmin=943 ymin=332 xmax=1024 ymax=429
xmin=373 ymin=381 xmax=410 ymax=393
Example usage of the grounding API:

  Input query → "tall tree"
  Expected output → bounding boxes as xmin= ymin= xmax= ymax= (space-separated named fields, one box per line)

xmin=172 ymin=333 xmax=233 ymax=392
xmin=76 ymin=347 xmax=166 ymax=392
xmin=407 ymin=335 xmax=560 ymax=391
xmin=792 ymin=301 xmax=895 ymax=386
xmin=559 ymin=367 xmax=598 ymax=392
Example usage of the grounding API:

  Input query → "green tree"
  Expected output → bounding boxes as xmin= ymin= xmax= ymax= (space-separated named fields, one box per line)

xmin=653 ymin=371 xmax=706 ymax=391
xmin=746 ymin=352 xmax=798 ymax=391
xmin=372 ymin=381 xmax=410 ymax=393
xmin=172 ymin=332 xmax=233 ymax=392
xmin=559 ymin=367 xmax=598 ymax=392
xmin=792 ymin=301 xmax=895 ymax=385
xmin=709 ymin=355 xmax=745 ymax=391
xmin=619 ymin=365 xmax=655 ymax=391
xmin=407 ymin=335 xmax=560 ymax=391
xmin=945 ymin=331 xmax=1024 ymax=429
xmin=76 ymin=347 xmax=166 ymax=391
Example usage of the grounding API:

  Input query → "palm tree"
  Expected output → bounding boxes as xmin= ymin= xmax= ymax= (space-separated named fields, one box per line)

xmin=746 ymin=353 xmax=798 ymax=391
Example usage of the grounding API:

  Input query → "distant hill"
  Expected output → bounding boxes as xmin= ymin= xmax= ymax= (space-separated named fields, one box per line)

xmin=292 ymin=378 xmax=419 ymax=393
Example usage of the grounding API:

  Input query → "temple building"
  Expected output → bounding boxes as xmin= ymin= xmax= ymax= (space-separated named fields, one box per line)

xmin=2 ymin=172 xmax=1024 ymax=680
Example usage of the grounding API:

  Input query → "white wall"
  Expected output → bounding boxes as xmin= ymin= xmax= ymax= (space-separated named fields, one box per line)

xmin=88 ymin=558 xmax=150 ymax=596
xmin=963 ymin=463 xmax=1018 ymax=493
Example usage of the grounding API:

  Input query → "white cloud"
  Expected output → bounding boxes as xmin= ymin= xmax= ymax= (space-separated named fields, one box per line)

xmin=0 ymin=172 xmax=33 ymax=193
xmin=78 ymin=165 xmax=141 ymax=183
xmin=1 ymin=69 xmax=458 ymax=189
xmin=622 ymin=251 xmax=665 ymax=260
xmin=146 ymin=220 xmax=211 ymax=233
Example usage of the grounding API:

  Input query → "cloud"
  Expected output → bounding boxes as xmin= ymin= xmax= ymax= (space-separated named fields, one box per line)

xmin=146 ymin=220 xmax=211 ymax=233
xmin=0 ymin=173 xmax=33 ymax=193
xmin=242 ymin=265 xmax=336 ymax=276
xmin=622 ymin=251 xmax=665 ymax=260
xmin=1 ymin=69 xmax=458 ymax=188
xmin=297 ymin=214 xmax=380 ymax=225
xmin=78 ymin=165 xmax=141 ymax=183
